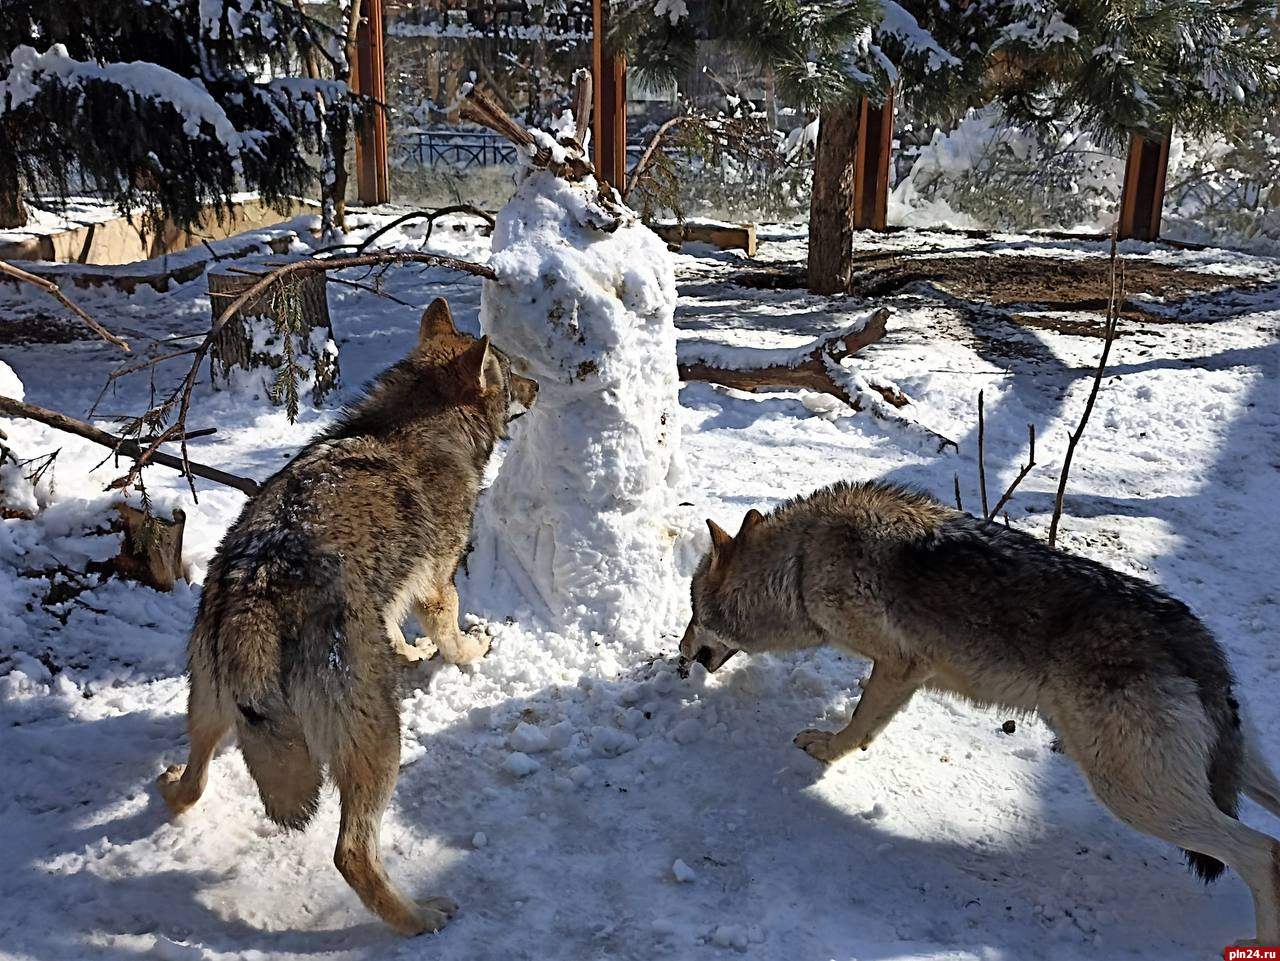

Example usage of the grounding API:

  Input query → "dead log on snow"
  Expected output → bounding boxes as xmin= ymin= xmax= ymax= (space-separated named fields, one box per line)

xmin=677 ymin=308 xmax=906 ymax=410
xmin=0 ymin=394 xmax=260 ymax=496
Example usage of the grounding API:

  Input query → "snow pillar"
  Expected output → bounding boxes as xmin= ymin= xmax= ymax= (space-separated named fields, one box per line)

xmin=465 ymin=170 xmax=683 ymax=651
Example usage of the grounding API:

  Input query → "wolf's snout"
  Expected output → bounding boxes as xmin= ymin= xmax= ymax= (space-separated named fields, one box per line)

xmin=678 ymin=622 xmax=738 ymax=675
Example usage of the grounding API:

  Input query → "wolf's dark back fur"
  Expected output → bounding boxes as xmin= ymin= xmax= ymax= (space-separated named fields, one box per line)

xmin=898 ymin=508 xmax=1242 ymax=880
xmin=188 ymin=329 xmax=511 ymax=823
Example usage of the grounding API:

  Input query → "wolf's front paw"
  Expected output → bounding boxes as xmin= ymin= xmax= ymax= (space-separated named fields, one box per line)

xmin=438 ymin=625 xmax=491 ymax=665
xmin=156 ymin=764 xmax=191 ymax=815
xmin=793 ymin=729 xmax=846 ymax=763
xmin=402 ymin=638 xmax=439 ymax=663
xmin=410 ymin=895 xmax=459 ymax=935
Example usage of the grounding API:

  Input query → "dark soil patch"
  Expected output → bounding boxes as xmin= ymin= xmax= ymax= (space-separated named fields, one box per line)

xmin=730 ymin=252 xmax=1255 ymax=332
xmin=0 ymin=310 xmax=95 ymax=346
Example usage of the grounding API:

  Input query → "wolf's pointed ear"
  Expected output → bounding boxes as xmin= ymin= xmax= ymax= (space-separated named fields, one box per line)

xmin=707 ymin=519 xmax=733 ymax=556
xmin=458 ymin=336 xmax=502 ymax=391
xmin=739 ymin=508 xmax=764 ymax=537
xmin=418 ymin=298 xmax=458 ymax=345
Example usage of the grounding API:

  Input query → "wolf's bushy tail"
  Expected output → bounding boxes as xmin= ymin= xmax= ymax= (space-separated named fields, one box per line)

xmin=216 ymin=602 xmax=356 ymax=831
xmin=237 ymin=709 xmax=324 ymax=829
xmin=1185 ymin=696 xmax=1247 ymax=883
xmin=1242 ymin=729 xmax=1280 ymax=819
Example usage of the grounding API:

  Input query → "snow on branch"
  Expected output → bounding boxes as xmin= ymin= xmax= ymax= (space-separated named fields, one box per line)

xmin=1 ymin=45 xmax=253 ymax=164
xmin=879 ymin=1 xmax=962 ymax=73
xmin=676 ymin=308 xmax=905 ymax=410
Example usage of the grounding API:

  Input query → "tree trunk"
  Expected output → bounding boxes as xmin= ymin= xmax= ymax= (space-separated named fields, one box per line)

xmin=330 ymin=110 xmax=351 ymax=231
xmin=0 ymin=158 xmax=27 ymax=229
xmin=332 ymin=0 xmax=365 ymax=229
xmin=807 ymin=104 xmax=859 ymax=294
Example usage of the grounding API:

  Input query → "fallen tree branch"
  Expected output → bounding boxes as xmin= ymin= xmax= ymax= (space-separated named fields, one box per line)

xmin=314 ymin=205 xmax=496 ymax=256
xmin=460 ymin=82 xmax=595 ymax=181
xmin=625 ymin=115 xmax=692 ymax=197
xmin=0 ymin=395 xmax=259 ymax=496
xmin=0 ymin=259 xmax=131 ymax=352
xmin=677 ymin=308 xmax=902 ymax=410
xmin=1048 ymin=235 xmax=1122 ymax=548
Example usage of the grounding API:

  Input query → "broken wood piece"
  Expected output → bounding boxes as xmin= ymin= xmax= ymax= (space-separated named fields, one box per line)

xmin=112 ymin=503 xmax=187 ymax=591
xmin=650 ymin=220 xmax=758 ymax=256
xmin=460 ymin=85 xmax=594 ymax=181
xmin=571 ymin=68 xmax=593 ymax=150
xmin=0 ymin=259 xmax=131 ymax=351
xmin=677 ymin=308 xmax=903 ymax=410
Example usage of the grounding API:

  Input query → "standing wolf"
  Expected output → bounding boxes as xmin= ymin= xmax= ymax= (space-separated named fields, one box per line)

xmin=680 ymin=480 xmax=1280 ymax=946
xmin=157 ymin=298 xmax=537 ymax=936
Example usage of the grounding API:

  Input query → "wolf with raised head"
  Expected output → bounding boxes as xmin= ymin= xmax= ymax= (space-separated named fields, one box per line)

xmin=680 ymin=480 xmax=1280 ymax=946
xmin=157 ymin=298 xmax=537 ymax=936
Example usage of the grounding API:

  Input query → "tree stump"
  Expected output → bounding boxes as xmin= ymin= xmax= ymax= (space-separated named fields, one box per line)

xmin=207 ymin=267 xmax=339 ymax=412
xmin=111 ymin=504 xmax=187 ymax=592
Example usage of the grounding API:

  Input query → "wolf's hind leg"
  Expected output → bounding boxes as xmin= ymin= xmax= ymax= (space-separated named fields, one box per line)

xmin=157 ymin=671 xmax=233 ymax=816
xmin=331 ymin=698 xmax=458 ymax=936
xmin=1065 ymin=701 xmax=1280 ymax=946
xmin=388 ymin=617 xmax=437 ymax=664
xmin=414 ymin=582 xmax=489 ymax=665
xmin=794 ymin=657 xmax=928 ymax=763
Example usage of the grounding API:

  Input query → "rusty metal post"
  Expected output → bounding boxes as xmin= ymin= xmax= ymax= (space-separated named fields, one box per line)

xmin=852 ymin=92 xmax=894 ymax=232
xmin=1118 ymin=132 xmax=1171 ymax=242
xmin=354 ymin=0 xmax=390 ymax=204
xmin=592 ymin=0 xmax=627 ymax=190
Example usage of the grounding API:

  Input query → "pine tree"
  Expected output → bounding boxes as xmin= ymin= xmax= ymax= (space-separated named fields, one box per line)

xmin=609 ymin=0 xmax=1280 ymax=290
xmin=0 ymin=1 xmax=358 ymax=232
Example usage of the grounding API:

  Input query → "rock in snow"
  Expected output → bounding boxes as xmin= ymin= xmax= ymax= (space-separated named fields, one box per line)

xmin=671 ymin=858 xmax=697 ymax=883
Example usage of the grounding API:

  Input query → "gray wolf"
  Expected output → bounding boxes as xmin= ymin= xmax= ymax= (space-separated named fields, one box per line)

xmin=680 ymin=480 xmax=1280 ymax=946
xmin=157 ymin=298 xmax=537 ymax=936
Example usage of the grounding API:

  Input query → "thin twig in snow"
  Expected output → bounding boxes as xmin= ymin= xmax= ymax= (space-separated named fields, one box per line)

xmin=977 ymin=390 xmax=990 ymax=519
xmin=988 ymin=423 xmax=1036 ymax=521
xmin=1048 ymin=234 xmax=1123 ymax=549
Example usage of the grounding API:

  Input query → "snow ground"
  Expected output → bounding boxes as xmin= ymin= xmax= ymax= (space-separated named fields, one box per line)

xmin=1 ymin=215 xmax=1278 ymax=961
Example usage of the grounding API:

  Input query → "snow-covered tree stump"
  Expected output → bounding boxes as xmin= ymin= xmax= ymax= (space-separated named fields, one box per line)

xmin=461 ymin=84 xmax=683 ymax=650
xmin=207 ymin=268 xmax=339 ymax=413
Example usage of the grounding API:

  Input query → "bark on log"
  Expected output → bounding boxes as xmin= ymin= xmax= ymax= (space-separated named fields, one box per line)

xmin=0 ymin=394 xmax=260 ymax=496
xmin=807 ymin=104 xmax=859 ymax=294
xmin=677 ymin=308 xmax=905 ymax=410
xmin=208 ymin=268 xmax=339 ymax=406
xmin=112 ymin=504 xmax=186 ymax=592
